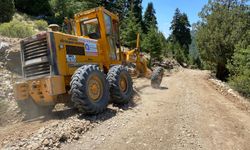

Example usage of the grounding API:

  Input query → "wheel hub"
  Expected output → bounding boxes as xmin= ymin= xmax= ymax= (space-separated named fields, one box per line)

xmin=88 ymin=76 xmax=103 ymax=102
xmin=120 ymin=75 xmax=128 ymax=93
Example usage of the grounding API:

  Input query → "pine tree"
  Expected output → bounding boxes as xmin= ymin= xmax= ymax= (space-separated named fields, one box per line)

xmin=143 ymin=2 xmax=157 ymax=33
xmin=128 ymin=0 xmax=143 ymax=25
xmin=170 ymin=8 xmax=191 ymax=56
xmin=120 ymin=11 xmax=142 ymax=48
xmin=0 ymin=0 xmax=15 ymax=23
xmin=142 ymin=26 xmax=162 ymax=63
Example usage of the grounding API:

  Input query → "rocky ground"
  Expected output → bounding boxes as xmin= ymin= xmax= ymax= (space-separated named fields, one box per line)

xmin=0 ymin=36 xmax=23 ymax=127
xmin=61 ymin=69 xmax=250 ymax=150
xmin=0 ymin=69 xmax=249 ymax=150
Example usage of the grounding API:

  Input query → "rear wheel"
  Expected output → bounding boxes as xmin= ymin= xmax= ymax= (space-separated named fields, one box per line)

xmin=70 ymin=65 xmax=109 ymax=114
xmin=107 ymin=65 xmax=133 ymax=104
xmin=151 ymin=67 xmax=164 ymax=89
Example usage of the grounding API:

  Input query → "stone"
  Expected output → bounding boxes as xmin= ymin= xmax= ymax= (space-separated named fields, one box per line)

xmin=42 ymin=139 xmax=50 ymax=146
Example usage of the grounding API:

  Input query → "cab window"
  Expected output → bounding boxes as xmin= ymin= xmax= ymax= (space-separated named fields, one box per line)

xmin=104 ymin=13 xmax=112 ymax=35
xmin=80 ymin=18 xmax=100 ymax=39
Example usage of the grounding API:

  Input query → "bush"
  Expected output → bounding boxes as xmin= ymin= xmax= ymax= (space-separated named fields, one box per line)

xmin=34 ymin=20 xmax=48 ymax=31
xmin=0 ymin=0 xmax=15 ymax=23
xmin=228 ymin=45 xmax=250 ymax=97
xmin=0 ymin=20 xmax=34 ymax=38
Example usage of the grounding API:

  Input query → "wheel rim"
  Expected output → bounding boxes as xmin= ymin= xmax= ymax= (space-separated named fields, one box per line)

xmin=87 ymin=75 xmax=103 ymax=102
xmin=119 ymin=74 xmax=128 ymax=93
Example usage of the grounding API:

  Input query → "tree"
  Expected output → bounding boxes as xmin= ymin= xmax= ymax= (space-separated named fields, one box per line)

xmin=0 ymin=0 xmax=15 ymax=23
xmin=128 ymin=0 xmax=143 ymax=25
xmin=196 ymin=0 xmax=249 ymax=80
xmin=158 ymin=31 xmax=167 ymax=53
xmin=170 ymin=8 xmax=191 ymax=56
xmin=143 ymin=2 xmax=157 ymax=33
xmin=14 ymin=0 xmax=52 ymax=17
xmin=142 ymin=26 xmax=162 ymax=63
xmin=49 ymin=0 xmax=97 ymax=24
xmin=227 ymin=44 xmax=250 ymax=97
xmin=120 ymin=11 xmax=142 ymax=48
xmin=189 ymin=27 xmax=202 ymax=68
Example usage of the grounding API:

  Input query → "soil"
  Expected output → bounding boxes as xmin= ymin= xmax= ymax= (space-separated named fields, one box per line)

xmin=61 ymin=69 xmax=250 ymax=150
xmin=0 ymin=69 xmax=250 ymax=150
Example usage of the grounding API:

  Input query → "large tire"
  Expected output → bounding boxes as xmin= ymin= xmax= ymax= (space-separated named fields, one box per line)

xmin=151 ymin=67 xmax=164 ymax=89
xmin=17 ymin=99 xmax=54 ymax=118
xmin=107 ymin=65 xmax=133 ymax=104
xmin=70 ymin=65 xmax=109 ymax=114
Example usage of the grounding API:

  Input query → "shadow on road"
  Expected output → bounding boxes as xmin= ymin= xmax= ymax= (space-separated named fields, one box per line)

xmin=159 ymin=86 xmax=168 ymax=90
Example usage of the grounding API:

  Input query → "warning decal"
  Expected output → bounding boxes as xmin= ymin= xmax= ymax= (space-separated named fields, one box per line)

xmin=78 ymin=38 xmax=98 ymax=56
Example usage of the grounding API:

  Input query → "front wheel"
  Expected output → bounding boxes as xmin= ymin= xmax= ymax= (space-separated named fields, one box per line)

xmin=151 ymin=67 xmax=164 ymax=89
xmin=70 ymin=65 xmax=109 ymax=114
xmin=107 ymin=65 xmax=133 ymax=104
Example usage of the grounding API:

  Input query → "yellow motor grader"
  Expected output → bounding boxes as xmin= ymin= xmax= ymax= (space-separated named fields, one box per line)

xmin=14 ymin=7 xmax=164 ymax=115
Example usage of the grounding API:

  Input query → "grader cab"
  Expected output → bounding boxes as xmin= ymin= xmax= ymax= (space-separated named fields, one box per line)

xmin=14 ymin=7 xmax=163 ymax=115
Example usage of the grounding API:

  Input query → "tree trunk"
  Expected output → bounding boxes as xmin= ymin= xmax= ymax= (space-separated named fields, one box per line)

xmin=216 ymin=63 xmax=229 ymax=81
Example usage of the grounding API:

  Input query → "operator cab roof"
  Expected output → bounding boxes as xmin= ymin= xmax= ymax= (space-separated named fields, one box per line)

xmin=74 ymin=7 xmax=119 ymax=21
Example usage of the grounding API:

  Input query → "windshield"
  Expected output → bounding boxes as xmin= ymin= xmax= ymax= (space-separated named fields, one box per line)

xmin=80 ymin=18 xmax=100 ymax=39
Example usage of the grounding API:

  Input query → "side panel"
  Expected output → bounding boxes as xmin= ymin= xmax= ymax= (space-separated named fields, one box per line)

xmin=51 ymin=32 xmax=104 ymax=76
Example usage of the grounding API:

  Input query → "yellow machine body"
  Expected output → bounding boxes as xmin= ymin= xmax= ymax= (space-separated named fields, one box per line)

xmin=14 ymin=7 xmax=151 ymax=106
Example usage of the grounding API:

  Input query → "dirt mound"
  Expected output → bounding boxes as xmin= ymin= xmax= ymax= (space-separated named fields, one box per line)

xmin=0 ymin=36 xmax=22 ymax=74
xmin=209 ymin=78 xmax=250 ymax=113
xmin=152 ymin=58 xmax=181 ymax=70
xmin=0 ymin=36 xmax=23 ymax=127
xmin=0 ymin=68 xmax=23 ymax=127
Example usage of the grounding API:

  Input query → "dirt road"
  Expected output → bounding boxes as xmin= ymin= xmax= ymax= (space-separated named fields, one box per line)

xmin=1 ymin=69 xmax=250 ymax=150
xmin=62 ymin=69 xmax=250 ymax=150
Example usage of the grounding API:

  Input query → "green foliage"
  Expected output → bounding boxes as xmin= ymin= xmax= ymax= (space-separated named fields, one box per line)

xmin=158 ymin=32 xmax=168 ymax=55
xmin=141 ymin=26 xmax=162 ymax=62
xmin=128 ymin=0 xmax=143 ymax=25
xmin=143 ymin=2 xmax=157 ymax=33
xmin=0 ymin=19 xmax=35 ymax=38
xmin=172 ymin=43 xmax=187 ymax=64
xmin=170 ymin=8 xmax=191 ymax=56
xmin=49 ymin=0 xmax=94 ymax=24
xmin=228 ymin=44 xmax=250 ymax=97
xmin=49 ymin=0 xmax=129 ymax=24
xmin=120 ymin=12 xmax=142 ymax=48
xmin=14 ymin=0 xmax=52 ymax=16
xmin=0 ymin=0 xmax=15 ymax=23
xmin=34 ymin=20 xmax=48 ymax=31
xmin=168 ymin=8 xmax=191 ymax=64
xmin=189 ymin=28 xmax=202 ymax=68
xmin=196 ymin=0 xmax=249 ymax=80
